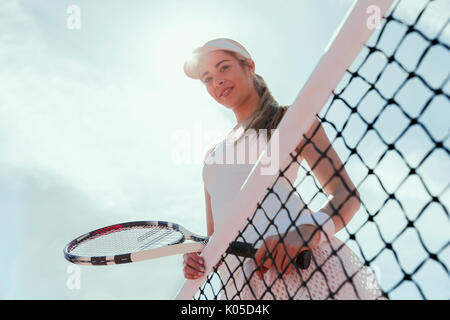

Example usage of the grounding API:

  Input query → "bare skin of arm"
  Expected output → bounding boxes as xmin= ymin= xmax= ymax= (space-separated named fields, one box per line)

xmin=183 ymin=148 xmax=215 ymax=280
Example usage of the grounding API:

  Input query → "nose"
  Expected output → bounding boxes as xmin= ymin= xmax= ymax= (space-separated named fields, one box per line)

xmin=214 ymin=77 xmax=224 ymax=87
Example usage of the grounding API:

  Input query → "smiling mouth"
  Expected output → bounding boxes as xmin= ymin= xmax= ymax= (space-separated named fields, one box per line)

xmin=220 ymin=87 xmax=233 ymax=98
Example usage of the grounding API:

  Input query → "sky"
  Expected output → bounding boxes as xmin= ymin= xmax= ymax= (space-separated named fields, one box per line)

xmin=0 ymin=0 xmax=448 ymax=300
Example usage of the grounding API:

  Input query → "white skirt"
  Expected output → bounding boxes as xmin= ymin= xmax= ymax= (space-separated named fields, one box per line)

xmin=219 ymin=236 xmax=387 ymax=300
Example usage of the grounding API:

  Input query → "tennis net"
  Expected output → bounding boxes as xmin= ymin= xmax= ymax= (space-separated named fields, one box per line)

xmin=177 ymin=0 xmax=449 ymax=300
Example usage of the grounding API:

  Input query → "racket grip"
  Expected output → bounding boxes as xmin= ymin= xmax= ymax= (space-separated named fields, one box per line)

xmin=227 ymin=242 xmax=312 ymax=270
xmin=296 ymin=249 xmax=312 ymax=269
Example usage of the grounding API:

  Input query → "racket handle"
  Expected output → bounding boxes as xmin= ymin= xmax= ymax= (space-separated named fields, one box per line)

xmin=227 ymin=241 xmax=312 ymax=270
xmin=296 ymin=249 xmax=312 ymax=269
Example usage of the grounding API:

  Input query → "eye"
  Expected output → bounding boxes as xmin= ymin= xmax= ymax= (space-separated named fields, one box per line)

xmin=203 ymin=66 xmax=229 ymax=84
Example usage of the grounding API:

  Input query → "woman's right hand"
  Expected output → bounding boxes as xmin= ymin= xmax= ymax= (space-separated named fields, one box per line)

xmin=182 ymin=252 xmax=205 ymax=280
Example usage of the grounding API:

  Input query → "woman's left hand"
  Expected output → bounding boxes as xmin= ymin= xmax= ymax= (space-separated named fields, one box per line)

xmin=254 ymin=224 xmax=320 ymax=280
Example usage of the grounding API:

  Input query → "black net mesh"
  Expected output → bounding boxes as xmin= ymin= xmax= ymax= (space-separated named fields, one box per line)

xmin=195 ymin=0 xmax=449 ymax=300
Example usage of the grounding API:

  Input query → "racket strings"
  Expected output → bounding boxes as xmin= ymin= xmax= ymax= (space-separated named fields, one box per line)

xmin=137 ymin=228 xmax=161 ymax=242
xmin=68 ymin=226 xmax=184 ymax=257
xmin=139 ymin=228 xmax=183 ymax=251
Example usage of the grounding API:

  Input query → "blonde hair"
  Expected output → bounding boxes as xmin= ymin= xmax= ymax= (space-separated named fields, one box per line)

xmin=222 ymin=50 xmax=289 ymax=143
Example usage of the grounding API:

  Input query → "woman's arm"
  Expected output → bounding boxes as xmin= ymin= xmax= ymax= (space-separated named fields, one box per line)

xmin=205 ymin=187 xmax=214 ymax=237
xmin=254 ymin=118 xmax=361 ymax=277
xmin=182 ymin=148 xmax=215 ymax=279
xmin=296 ymin=117 xmax=361 ymax=233
xmin=203 ymin=147 xmax=215 ymax=236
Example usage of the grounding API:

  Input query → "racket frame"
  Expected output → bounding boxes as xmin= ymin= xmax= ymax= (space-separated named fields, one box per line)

xmin=64 ymin=221 xmax=208 ymax=266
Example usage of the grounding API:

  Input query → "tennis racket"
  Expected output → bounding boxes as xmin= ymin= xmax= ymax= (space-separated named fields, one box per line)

xmin=63 ymin=220 xmax=312 ymax=269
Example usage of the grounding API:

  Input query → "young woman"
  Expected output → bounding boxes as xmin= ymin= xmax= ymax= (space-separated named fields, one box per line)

xmin=182 ymin=38 xmax=386 ymax=300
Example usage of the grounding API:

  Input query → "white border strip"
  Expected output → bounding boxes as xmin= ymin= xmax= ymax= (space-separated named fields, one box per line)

xmin=176 ymin=0 xmax=394 ymax=300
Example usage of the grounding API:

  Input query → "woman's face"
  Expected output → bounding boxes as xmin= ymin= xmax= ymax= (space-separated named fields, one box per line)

xmin=197 ymin=50 xmax=255 ymax=109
